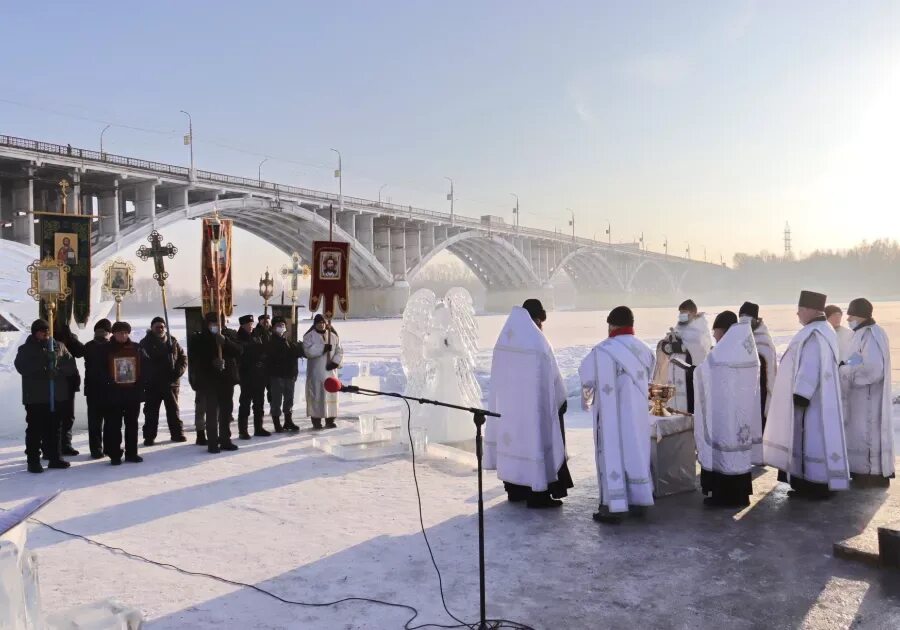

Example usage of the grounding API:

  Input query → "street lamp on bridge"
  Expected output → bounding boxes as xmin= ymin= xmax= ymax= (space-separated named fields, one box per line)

xmin=445 ymin=176 xmax=454 ymax=225
xmin=605 ymin=221 xmax=611 ymax=245
xmin=179 ymin=110 xmax=194 ymax=173
xmin=100 ymin=124 xmax=111 ymax=157
xmin=510 ymin=193 xmax=519 ymax=230
xmin=663 ymin=236 xmax=668 ymax=256
xmin=378 ymin=184 xmax=387 ymax=206
xmin=330 ymin=148 xmax=343 ymax=213
xmin=567 ymin=208 xmax=576 ymax=243
xmin=258 ymin=157 xmax=269 ymax=186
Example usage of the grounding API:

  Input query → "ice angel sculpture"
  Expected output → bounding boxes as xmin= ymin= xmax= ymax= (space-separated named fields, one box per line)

xmin=400 ymin=287 xmax=482 ymax=444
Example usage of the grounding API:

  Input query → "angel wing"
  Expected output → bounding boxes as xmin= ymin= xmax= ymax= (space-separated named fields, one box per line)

xmin=401 ymin=288 xmax=436 ymax=396
xmin=444 ymin=287 xmax=483 ymax=407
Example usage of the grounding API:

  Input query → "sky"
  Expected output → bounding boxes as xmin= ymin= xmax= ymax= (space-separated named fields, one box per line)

xmin=2 ymin=1 xmax=900 ymax=286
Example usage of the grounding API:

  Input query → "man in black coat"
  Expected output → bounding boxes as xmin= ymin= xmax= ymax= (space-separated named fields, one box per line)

xmin=140 ymin=316 xmax=188 ymax=445
xmin=15 ymin=319 xmax=77 ymax=473
xmin=101 ymin=321 xmax=149 ymax=465
xmin=188 ymin=311 xmax=243 ymax=453
xmin=83 ymin=318 xmax=112 ymax=459
xmin=53 ymin=322 xmax=85 ymax=457
xmin=236 ymin=314 xmax=271 ymax=439
xmin=265 ymin=316 xmax=303 ymax=433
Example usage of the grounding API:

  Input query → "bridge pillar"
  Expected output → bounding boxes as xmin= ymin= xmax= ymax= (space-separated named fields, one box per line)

xmin=98 ymin=183 xmax=120 ymax=241
xmin=374 ymin=221 xmax=391 ymax=271
xmin=350 ymin=281 xmax=410 ymax=318
xmin=405 ymin=224 xmax=422 ymax=272
xmin=390 ymin=223 xmax=406 ymax=279
xmin=337 ymin=211 xmax=356 ymax=240
xmin=168 ymin=186 xmax=189 ymax=213
xmin=135 ymin=181 xmax=156 ymax=223
xmin=66 ymin=172 xmax=81 ymax=214
xmin=433 ymin=225 xmax=449 ymax=248
xmin=420 ymin=224 xmax=435 ymax=256
xmin=12 ymin=174 xmax=34 ymax=246
xmin=356 ymin=214 xmax=375 ymax=253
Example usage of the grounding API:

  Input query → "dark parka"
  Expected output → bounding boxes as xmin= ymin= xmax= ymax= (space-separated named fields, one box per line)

xmin=99 ymin=338 xmax=150 ymax=405
xmin=139 ymin=331 xmax=187 ymax=393
xmin=237 ymin=328 xmax=267 ymax=388
xmin=188 ymin=328 xmax=242 ymax=389
xmin=14 ymin=335 xmax=77 ymax=405
xmin=266 ymin=334 xmax=305 ymax=380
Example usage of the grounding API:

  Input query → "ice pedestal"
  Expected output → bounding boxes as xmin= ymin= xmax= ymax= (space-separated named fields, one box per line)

xmin=648 ymin=413 xmax=697 ymax=497
xmin=45 ymin=600 xmax=143 ymax=630
xmin=312 ymin=416 xmax=411 ymax=460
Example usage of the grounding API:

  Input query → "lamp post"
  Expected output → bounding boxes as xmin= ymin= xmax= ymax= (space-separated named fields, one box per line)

xmin=445 ymin=176 xmax=454 ymax=225
xmin=378 ymin=184 xmax=387 ymax=206
xmin=100 ymin=124 xmax=111 ymax=157
xmin=663 ymin=236 xmax=668 ymax=256
xmin=605 ymin=221 xmax=611 ymax=245
xmin=259 ymin=268 xmax=275 ymax=316
xmin=330 ymin=148 xmax=343 ymax=214
xmin=685 ymin=243 xmax=691 ymax=260
xmin=179 ymin=110 xmax=194 ymax=173
xmin=510 ymin=193 xmax=519 ymax=230
xmin=567 ymin=208 xmax=576 ymax=243
xmin=258 ymin=157 xmax=269 ymax=186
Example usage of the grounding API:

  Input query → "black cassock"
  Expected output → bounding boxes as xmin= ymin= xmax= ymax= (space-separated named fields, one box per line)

xmin=504 ymin=402 xmax=574 ymax=501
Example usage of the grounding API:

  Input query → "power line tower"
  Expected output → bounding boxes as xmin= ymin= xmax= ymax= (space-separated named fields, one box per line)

xmin=784 ymin=222 xmax=793 ymax=260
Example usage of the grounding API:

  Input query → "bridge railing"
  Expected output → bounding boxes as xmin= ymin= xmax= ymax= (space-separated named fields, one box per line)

xmin=1 ymin=133 xmax=704 ymax=265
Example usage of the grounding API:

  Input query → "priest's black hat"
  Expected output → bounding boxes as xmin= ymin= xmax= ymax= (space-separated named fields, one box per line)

xmin=94 ymin=318 xmax=112 ymax=333
xmin=111 ymin=321 xmax=131 ymax=334
xmin=258 ymin=313 xmax=271 ymax=321
xmin=713 ymin=310 xmax=738 ymax=331
xmin=239 ymin=314 xmax=254 ymax=325
xmin=151 ymin=316 xmax=165 ymax=327
xmin=272 ymin=316 xmax=286 ymax=325
xmin=522 ymin=299 xmax=547 ymax=322
xmin=31 ymin=319 xmax=50 ymax=334
xmin=798 ymin=291 xmax=827 ymax=311
xmin=847 ymin=298 xmax=873 ymax=319
xmin=678 ymin=299 xmax=697 ymax=313
xmin=607 ymin=306 xmax=634 ymax=327
xmin=738 ymin=302 xmax=759 ymax=319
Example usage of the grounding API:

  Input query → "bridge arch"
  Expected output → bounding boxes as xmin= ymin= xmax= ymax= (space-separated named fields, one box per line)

xmin=407 ymin=230 xmax=541 ymax=288
xmin=550 ymin=248 xmax=626 ymax=291
xmin=625 ymin=258 xmax=678 ymax=293
xmin=92 ymin=198 xmax=394 ymax=288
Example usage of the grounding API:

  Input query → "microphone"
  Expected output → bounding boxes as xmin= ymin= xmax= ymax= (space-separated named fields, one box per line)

xmin=324 ymin=376 xmax=358 ymax=393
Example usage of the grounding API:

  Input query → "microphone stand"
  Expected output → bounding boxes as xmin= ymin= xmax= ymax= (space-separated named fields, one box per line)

xmin=342 ymin=384 xmax=499 ymax=630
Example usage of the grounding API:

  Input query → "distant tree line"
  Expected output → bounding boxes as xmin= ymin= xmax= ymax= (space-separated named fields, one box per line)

xmin=731 ymin=239 xmax=900 ymax=303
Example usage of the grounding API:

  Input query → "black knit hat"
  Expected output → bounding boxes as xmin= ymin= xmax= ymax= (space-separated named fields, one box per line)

xmin=607 ymin=306 xmax=634 ymax=327
xmin=204 ymin=311 xmax=220 ymax=323
xmin=799 ymin=291 xmax=827 ymax=311
xmin=31 ymin=319 xmax=50 ymax=334
xmin=150 ymin=316 xmax=165 ymax=327
xmin=847 ymin=298 xmax=873 ymax=319
xmin=111 ymin=321 xmax=132 ymax=334
xmin=522 ymin=299 xmax=547 ymax=322
xmin=258 ymin=313 xmax=270 ymax=321
xmin=239 ymin=314 xmax=254 ymax=325
xmin=738 ymin=302 xmax=759 ymax=319
xmin=94 ymin=318 xmax=112 ymax=333
xmin=272 ymin=316 xmax=286 ymax=325
xmin=713 ymin=310 xmax=738 ymax=331
xmin=313 ymin=314 xmax=327 ymax=325
xmin=678 ymin=299 xmax=697 ymax=313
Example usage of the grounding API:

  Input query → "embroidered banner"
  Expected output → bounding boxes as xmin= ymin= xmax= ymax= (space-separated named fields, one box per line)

xmin=201 ymin=217 xmax=233 ymax=320
xmin=309 ymin=241 xmax=350 ymax=318
xmin=36 ymin=212 xmax=92 ymax=327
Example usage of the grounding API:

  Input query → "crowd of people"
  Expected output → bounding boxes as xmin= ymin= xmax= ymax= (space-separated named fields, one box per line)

xmin=486 ymin=291 xmax=895 ymax=523
xmin=15 ymin=311 xmax=343 ymax=472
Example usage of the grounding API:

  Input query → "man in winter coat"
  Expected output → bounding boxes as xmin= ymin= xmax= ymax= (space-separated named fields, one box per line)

xmin=237 ymin=314 xmax=271 ymax=439
xmin=101 ymin=321 xmax=149 ymax=465
xmin=265 ymin=316 xmax=303 ymax=433
xmin=140 ymin=316 xmax=187 ymax=445
xmin=83 ymin=318 xmax=112 ymax=458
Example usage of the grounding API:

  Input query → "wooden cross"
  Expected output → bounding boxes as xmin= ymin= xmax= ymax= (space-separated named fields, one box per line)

xmin=136 ymin=230 xmax=178 ymax=288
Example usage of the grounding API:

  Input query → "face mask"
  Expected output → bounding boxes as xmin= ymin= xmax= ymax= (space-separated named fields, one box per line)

xmin=847 ymin=320 xmax=860 ymax=331
xmin=677 ymin=313 xmax=690 ymax=324
xmin=275 ymin=326 xmax=286 ymax=336
xmin=209 ymin=325 xmax=219 ymax=335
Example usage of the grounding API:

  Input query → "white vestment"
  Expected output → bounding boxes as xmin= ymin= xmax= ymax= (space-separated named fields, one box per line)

xmin=303 ymin=328 xmax=343 ymax=418
xmin=653 ymin=314 xmax=712 ymax=413
xmin=840 ymin=323 xmax=895 ymax=477
xmin=580 ymin=335 xmax=655 ymax=513
xmin=835 ymin=325 xmax=854 ymax=362
xmin=694 ymin=323 xmax=762 ymax=474
xmin=484 ymin=308 xmax=568 ymax=491
xmin=763 ymin=321 xmax=849 ymax=490
xmin=753 ymin=321 xmax=778 ymax=418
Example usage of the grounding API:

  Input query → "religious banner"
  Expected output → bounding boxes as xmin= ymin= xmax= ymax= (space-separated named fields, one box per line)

xmin=309 ymin=241 xmax=350 ymax=318
xmin=201 ymin=216 xmax=234 ymax=320
xmin=36 ymin=212 xmax=92 ymax=327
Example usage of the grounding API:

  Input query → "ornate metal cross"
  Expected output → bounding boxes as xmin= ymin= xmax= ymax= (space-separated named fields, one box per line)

xmin=136 ymin=230 xmax=178 ymax=288
xmin=280 ymin=252 xmax=310 ymax=323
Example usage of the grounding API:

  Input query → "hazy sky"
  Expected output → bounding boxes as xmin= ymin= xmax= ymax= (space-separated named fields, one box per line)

xmin=2 ymin=1 xmax=899 ymax=281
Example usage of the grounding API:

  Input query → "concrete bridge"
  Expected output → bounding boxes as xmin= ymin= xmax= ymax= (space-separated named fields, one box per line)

xmin=0 ymin=134 xmax=725 ymax=315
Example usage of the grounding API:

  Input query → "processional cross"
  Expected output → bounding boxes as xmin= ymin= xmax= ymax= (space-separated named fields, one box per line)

xmin=280 ymin=252 xmax=310 ymax=324
xmin=136 ymin=230 xmax=178 ymax=346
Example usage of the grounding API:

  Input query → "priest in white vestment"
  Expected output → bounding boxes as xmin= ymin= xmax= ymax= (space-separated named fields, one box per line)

xmin=826 ymin=305 xmax=854 ymax=362
xmin=839 ymin=298 xmax=895 ymax=484
xmin=763 ymin=291 xmax=850 ymax=498
xmin=694 ymin=311 xmax=761 ymax=507
xmin=653 ymin=299 xmax=712 ymax=414
xmin=485 ymin=304 xmax=573 ymax=509
xmin=580 ymin=306 xmax=655 ymax=524
xmin=739 ymin=301 xmax=777 ymax=434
